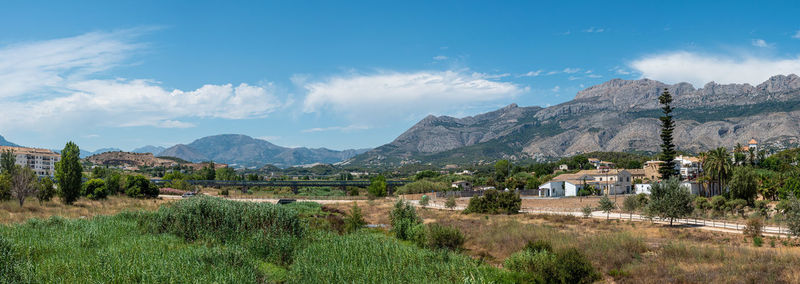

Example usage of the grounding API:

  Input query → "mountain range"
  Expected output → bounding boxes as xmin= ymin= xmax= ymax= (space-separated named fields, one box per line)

xmin=157 ymin=134 xmax=370 ymax=168
xmin=0 ymin=135 xmax=19 ymax=147
xmin=347 ymin=74 xmax=800 ymax=166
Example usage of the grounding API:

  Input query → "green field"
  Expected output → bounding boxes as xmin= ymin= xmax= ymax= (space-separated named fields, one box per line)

xmin=0 ymin=196 xmax=517 ymax=283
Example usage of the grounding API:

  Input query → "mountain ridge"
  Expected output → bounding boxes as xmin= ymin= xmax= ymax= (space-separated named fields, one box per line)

xmin=349 ymin=74 xmax=800 ymax=166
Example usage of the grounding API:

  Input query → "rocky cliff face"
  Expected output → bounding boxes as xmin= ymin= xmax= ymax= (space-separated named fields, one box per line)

xmin=351 ymin=74 xmax=800 ymax=166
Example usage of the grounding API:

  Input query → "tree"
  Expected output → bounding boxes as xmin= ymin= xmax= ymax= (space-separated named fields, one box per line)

xmin=198 ymin=162 xmax=216 ymax=180
xmin=779 ymin=196 xmax=800 ymax=237
xmin=495 ymin=160 xmax=511 ymax=183
xmin=83 ymin=178 xmax=108 ymax=200
xmin=10 ymin=166 xmax=37 ymax=207
xmin=390 ymin=199 xmax=421 ymax=240
xmin=0 ymin=174 xmax=10 ymax=201
xmin=37 ymin=176 xmax=55 ymax=204
xmin=582 ymin=205 xmax=593 ymax=218
xmin=125 ymin=175 xmax=158 ymax=198
xmin=694 ymin=196 xmax=710 ymax=217
xmin=622 ymin=195 xmax=639 ymax=221
xmin=704 ymin=147 xmax=733 ymax=196
xmin=419 ymin=195 xmax=430 ymax=207
xmin=598 ymin=195 xmax=615 ymax=220
xmin=343 ymin=202 xmax=366 ymax=233
xmin=710 ymin=195 xmax=728 ymax=217
xmin=368 ymin=174 xmax=387 ymax=197
xmin=55 ymin=142 xmax=82 ymax=205
xmin=658 ymin=88 xmax=678 ymax=179
xmin=445 ymin=195 xmax=457 ymax=209
xmin=105 ymin=172 xmax=122 ymax=194
xmin=216 ymin=167 xmax=238 ymax=181
xmin=647 ymin=177 xmax=694 ymax=226
xmin=0 ymin=149 xmax=15 ymax=175
xmin=728 ymin=167 xmax=758 ymax=204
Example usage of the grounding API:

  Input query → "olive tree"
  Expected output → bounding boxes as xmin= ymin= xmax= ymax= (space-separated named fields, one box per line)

xmin=646 ymin=177 xmax=694 ymax=226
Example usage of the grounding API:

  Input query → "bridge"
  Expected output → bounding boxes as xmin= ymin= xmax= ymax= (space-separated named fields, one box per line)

xmin=152 ymin=179 xmax=412 ymax=194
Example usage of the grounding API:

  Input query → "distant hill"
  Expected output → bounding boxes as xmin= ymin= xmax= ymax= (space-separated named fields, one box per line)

xmin=349 ymin=74 xmax=800 ymax=166
xmin=0 ymin=134 xmax=19 ymax=147
xmin=86 ymin=151 xmax=181 ymax=168
xmin=158 ymin=134 xmax=370 ymax=168
xmin=132 ymin=145 xmax=166 ymax=156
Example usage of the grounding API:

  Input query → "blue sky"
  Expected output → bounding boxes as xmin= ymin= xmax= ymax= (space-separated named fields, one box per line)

xmin=2 ymin=1 xmax=800 ymax=151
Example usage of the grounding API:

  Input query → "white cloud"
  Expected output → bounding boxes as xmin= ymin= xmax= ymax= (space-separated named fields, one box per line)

xmin=751 ymin=39 xmax=770 ymax=48
xmin=630 ymin=51 xmax=800 ymax=86
xmin=256 ymin=136 xmax=280 ymax=141
xmin=562 ymin=68 xmax=581 ymax=74
xmin=302 ymin=70 xmax=526 ymax=121
xmin=793 ymin=30 xmax=800 ymax=39
xmin=301 ymin=125 xmax=370 ymax=133
xmin=551 ymin=86 xmax=560 ymax=92
xmin=433 ymin=55 xmax=448 ymax=61
xmin=545 ymin=70 xmax=559 ymax=75
xmin=519 ymin=70 xmax=543 ymax=77
xmin=587 ymin=74 xmax=603 ymax=78
xmin=583 ymin=27 xmax=605 ymax=33
xmin=0 ymin=30 xmax=282 ymax=131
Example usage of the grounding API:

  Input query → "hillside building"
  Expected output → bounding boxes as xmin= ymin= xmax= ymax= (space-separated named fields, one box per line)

xmin=538 ymin=169 xmax=632 ymax=197
xmin=0 ymin=146 xmax=61 ymax=176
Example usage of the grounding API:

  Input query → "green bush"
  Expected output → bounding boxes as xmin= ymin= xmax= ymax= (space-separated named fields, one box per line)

xmin=524 ymin=239 xmax=553 ymax=253
xmin=423 ymin=223 xmax=465 ymax=251
xmin=344 ymin=203 xmax=366 ymax=233
xmin=125 ymin=175 xmax=158 ymax=198
xmin=368 ymin=175 xmax=387 ymax=197
xmin=389 ymin=200 xmax=421 ymax=240
xmin=463 ymin=189 xmax=521 ymax=214
xmin=82 ymin=178 xmax=109 ymax=200
xmin=753 ymin=236 xmax=763 ymax=247
xmin=445 ymin=195 xmax=456 ymax=209
xmin=504 ymin=240 xmax=599 ymax=284
xmin=555 ymin=248 xmax=601 ymax=284
xmin=419 ymin=195 xmax=430 ymax=206
xmin=395 ymin=180 xmax=449 ymax=195
xmin=37 ymin=176 xmax=55 ymax=204
xmin=582 ymin=205 xmax=593 ymax=218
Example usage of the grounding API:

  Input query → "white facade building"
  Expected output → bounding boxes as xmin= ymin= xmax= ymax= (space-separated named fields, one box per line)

xmin=635 ymin=181 xmax=700 ymax=195
xmin=538 ymin=169 xmax=633 ymax=197
xmin=0 ymin=146 xmax=61 ymax=176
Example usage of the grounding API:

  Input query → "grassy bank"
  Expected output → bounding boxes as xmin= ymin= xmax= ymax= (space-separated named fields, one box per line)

xmin=0 ymin=196 xmax=516 ymax=283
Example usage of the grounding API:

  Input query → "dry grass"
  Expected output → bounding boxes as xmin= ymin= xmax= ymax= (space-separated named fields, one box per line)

xmin=327 ymin=198 xmax=800 ymax=283
xmin=0 ymin=196 xmax=171 ymax=224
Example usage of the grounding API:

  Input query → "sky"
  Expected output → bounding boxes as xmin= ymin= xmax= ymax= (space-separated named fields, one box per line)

xmin=3 ymin=0 xmax=800 ymax=152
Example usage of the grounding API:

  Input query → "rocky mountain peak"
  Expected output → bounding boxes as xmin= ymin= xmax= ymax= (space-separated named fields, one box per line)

xmin=756 ymin=74 xmax=800 ymax=93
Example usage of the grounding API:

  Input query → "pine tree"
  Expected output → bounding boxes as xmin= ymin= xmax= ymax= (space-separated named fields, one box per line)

xmin=658 ymin=88 xmax=678 ymax=179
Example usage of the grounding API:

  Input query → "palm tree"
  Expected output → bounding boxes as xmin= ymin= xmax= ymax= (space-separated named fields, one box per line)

xmin=698 ymin=151 xmax=710 ymax=196
xmin=705 ymin=147 xmax=733 ymax=196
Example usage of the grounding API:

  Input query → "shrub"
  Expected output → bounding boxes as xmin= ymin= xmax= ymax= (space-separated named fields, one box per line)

xmin=105 ymin=172 xmax=122 ymax=194
xmin=37 ymin=176 xmax=55 ymax=204
xmin=390 ymin=200 xmax=421 ymax=240
xmin=582 ymin=205 xmax=593 ymax=218
xmin=424 ymin=223 xmax=465 ymax=251
xmin=419 ymin=195 xmax=430 ymax=207
xmin=744 ymin=216 xmax=764 ymax=237
xmin=524 ymin=239 xmax=553 ymax=253
xmin=753 ymin=236 xmax=763 ymax=247
xmin=599 ymin=195 xmax=616 ymax=220
xmin=755 ymin=200 xmax=770 ymax=217
xmin=555 ymin=248 xmax=601 ymax=284
xmin=344 ymin=203 xmax=367 ymax=233
xmin=711 ymin=195 xmax=728 ymax=216
xmin=463 ymin=189 xmax=521 ymax=214
xmin=347 ymin=186 xmax=359 ymax=196
xmin=395 ymin=180 xmax=449 ymax=195
xmin=504 ymin=249 xmax=557 ymax=282
xmin=504 ymin=242 xmax=599 ymax=284
xmin=445 ymin=195 xmax=456 ymax=209
xmin=728 ymin=199 xmax=748 ymax=217
xmin=82 ymin=178 xmax=108 ymax=200
xmin=368 ymin=175 xmax=387 ymax=197
xmin=125 ymin=175 xmax=158 ymax=198
xmin=220 ymin=188 xmax=230 ymax=196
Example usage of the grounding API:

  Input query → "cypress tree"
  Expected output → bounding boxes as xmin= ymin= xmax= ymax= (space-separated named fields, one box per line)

xmin=55 ymin=141 xmax=83 ymax=205
xmin=658 ymin=88 xmax=678 ymax=179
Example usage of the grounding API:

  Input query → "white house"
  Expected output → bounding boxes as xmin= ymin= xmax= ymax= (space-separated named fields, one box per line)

xmin=673 ymin=155 xmax=702 ymax=181
xmin=538 ymin=169 xmax=632 ymax=197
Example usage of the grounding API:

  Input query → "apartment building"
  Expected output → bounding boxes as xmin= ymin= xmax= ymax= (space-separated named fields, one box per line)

xmin=0 ymin=146 xmax=61 ymax=176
